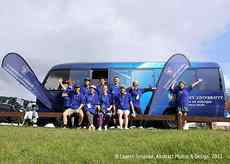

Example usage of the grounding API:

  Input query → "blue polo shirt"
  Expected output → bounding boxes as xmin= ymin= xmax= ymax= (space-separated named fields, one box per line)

xmin=109 ymin=84 xmax=120 ymax=105
xmin=116 ymin=93 xmax=132 ymax=110
xmin=96 ymin=85 xmax=104 ymax=96
xmin=128 ymin=87 xmax=145 ymax=108
xmin=81 ymin=85 xmax=90 ymax=96
xmin=62 ymin=86 xmax=74 ymax=109
xmin=85 ymin=93 xmax=99 ymax=114
xmin=100 ymin=94 xmax=112 ymax=112
xmin=171 ymin=86 xmax=192 ymax=107
xmin=71 ymin=93 xmax=85 ymax=109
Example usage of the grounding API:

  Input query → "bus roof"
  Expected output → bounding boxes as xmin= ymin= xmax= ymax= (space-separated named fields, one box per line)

xmin=51 ymin=62 xmax=220 ymax=70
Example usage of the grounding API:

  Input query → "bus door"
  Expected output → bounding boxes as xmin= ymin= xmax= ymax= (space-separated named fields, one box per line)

xmin=91 ymin=69 xmax=108 ymax=85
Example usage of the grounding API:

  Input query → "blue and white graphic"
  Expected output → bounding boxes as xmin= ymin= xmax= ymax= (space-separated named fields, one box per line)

xmin=148 ymin=54 xmax=191 ymax=115
xmin=1 ymin=53 xmax=53 ymax=109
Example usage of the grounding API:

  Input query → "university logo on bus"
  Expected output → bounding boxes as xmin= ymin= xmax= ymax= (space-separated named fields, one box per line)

xmin=21 ymin=65 xmax=29 ymax=75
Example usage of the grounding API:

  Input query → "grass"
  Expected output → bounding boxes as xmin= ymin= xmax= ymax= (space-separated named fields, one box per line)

xmin=0 ymin=126 xmax=230 ymax=164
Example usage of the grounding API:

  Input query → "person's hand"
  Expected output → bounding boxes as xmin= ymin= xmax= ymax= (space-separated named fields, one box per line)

xmin=132 ymin=112 xmax=136 ymax=117
xmin=198 ymin=78 xmax=203 ymax=82
xmin=58 ymin=78 xmax=63 ymax=84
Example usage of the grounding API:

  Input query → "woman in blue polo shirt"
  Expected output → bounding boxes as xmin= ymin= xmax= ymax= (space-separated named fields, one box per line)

xmin=116 ymin=86 xmax=135 ymax=129
xmin=85 ymin=85 xmax=100 ymax=131
xmin=98 ymin=85 xmax=113 ymax=131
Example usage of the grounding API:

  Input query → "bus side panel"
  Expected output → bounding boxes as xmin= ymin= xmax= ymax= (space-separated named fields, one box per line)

xmin=188 ymin=91 xmax=225 ymax=117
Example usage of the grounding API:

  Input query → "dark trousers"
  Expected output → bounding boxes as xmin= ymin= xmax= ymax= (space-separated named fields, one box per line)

xmin=97 ymin=112 xmax=112 ymax=127
xmin=86 ymin=111 xmax=95 ymax=126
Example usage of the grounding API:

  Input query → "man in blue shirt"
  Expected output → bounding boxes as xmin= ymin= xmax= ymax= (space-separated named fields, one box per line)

xmin=85 ymin=85 xmax=100 ymax=131
xmin=98 ymin=85 xmax=113 ymax=131
xmin=62 ymin=85 xmax=84 ymax=128
xmin=116 ymin=86 xmax=135 ymax=129
xmin=109 ymin=76 xmax=121 ymax=127
xmin=96 ymin=78 xmax=107 ymax=96
xmin=128 ymin=80 xmax=157 ymax=128
xmin=81 ymin=78 xmax=91 ymax=96
xmin=170 ymin=79 xmax=203 ymax=130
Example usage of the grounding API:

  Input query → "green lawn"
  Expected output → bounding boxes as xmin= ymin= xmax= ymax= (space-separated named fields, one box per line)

xmin=0 ymin=126 xmax=230 ymax=164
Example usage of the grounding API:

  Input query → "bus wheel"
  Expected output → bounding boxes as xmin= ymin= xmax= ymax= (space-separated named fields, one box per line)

xmin=162 ymin=108 xmax=177 ymax=129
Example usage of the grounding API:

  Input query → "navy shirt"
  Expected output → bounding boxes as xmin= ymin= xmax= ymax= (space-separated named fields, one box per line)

xmin=70 ymin=93 xmax=85 ymax=109
xmin=116 ymin=93 xmax=132 ymax=110
xmin=63 ymin=86 xmax=74 ymax=109
xmin=171 ymin=86 xmax=192 ymax=107
xmin=96 ymin=85 xmax=104 ymax=96
xmin=109 ymin=84 xmax=120 ymax=105
xmin=128 ymin=88 xmax=145 ymax=108
xmin=100 ymin=94 xmax=112 ymax=112
xmin=81 ymin=85 xmax=90 ymax=96
xmin=85 ymin=93 xmax=100 ymax=114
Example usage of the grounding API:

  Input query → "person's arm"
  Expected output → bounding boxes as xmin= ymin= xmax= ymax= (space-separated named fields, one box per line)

xmin=107 ymin=105 xmax=113 ymax=111
xmin=192 ymin=78 xmax=203 ymax=88
xmin=78 ymin=104 xmax=84 ymax=110
xmin=142 ymin=87 xmax=157 ymax=93
xmin=58 ymin=79 xmax=67 ymax=90
xmin=62 ymin=92 xmax=68 ymax=97
xmin=130 ymin=101 xmax=135 ymax=117
xmin=170 ymin=82 xmax=177 ymax=91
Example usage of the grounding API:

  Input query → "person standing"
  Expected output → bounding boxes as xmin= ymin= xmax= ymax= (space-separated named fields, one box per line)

xmin=85 ymin=85 xmax=100 ymax=131
xmin=96 ymin=78 xmax=107 ymax=96
xmin=98 ymin=85 xmax=113 ymax=131
xmin=109 ymin=76 xmax=121 ymax=127
xmin=116 ymin=86 xmax=135 ymax=129
xmin=170 ymin=79 xmax=203 ymax=130
xmin=81 ymin=78 xmax=91 ymax=96
xmin=128 ymin=80 xmax=157 ymax=128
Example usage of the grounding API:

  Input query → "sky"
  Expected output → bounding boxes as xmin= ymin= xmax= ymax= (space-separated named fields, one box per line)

xmin=0 ymin=0 xmax=230 ymax=100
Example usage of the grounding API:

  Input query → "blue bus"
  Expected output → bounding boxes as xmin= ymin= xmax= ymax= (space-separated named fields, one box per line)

xmin=38 ymin=62 xmax=225 ymax=127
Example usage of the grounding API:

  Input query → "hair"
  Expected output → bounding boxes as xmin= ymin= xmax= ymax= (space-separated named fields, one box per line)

xmin=113 ymin=76 xmax=120 ymax=79
xmin=178 ymin=81 xmax=186 ymax=85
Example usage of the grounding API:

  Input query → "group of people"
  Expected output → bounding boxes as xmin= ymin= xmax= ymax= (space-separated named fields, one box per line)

xmin=59 ymin=76 xmax=202 ymax=130
xmin=59 ymin=76 xmax=156 ymax=130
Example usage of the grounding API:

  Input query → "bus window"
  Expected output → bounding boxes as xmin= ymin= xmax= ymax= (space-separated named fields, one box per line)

xmin=110 ymin=69 xmax=132 ymax=87
xmin=131 ymin=69 xmax=161 ymax=88
xmin=44 ymin=69 xmax=90 ymax=90
xmin=44 ymin=70 xmax=70 ymax=90
xmin=195 ymin=68 xmax=221 ymax=91
xmin=179 ymin=69 xmax=197 ymax=85
xmin=70 ymin=70 xmax=91 ymax=85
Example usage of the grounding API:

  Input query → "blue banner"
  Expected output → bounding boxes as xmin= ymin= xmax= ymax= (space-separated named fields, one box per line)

xmin=1 ymin=52 xmax=53 ymax=109
xmin=148 ymin=54 xmax=191 ymax=115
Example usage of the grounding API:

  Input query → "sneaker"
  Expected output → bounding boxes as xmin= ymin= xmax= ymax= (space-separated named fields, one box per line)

xmin=104 ymin=126 xmax=108 ymax=131
xmin=98 ymin=127 xmax=102 ymax=131
xmin=33 ymin=124 xmax=38 ymax=128
xmin=138 ymin=126 xmax=143 ymax=129
xmin=90 ymin=125 xmax=95 ymax=131
xmin=183 ymin=124 xmax=189 ymax=130
xmin=117 ymin=126 xmax=123 ymax=129
xmin=124 ymin=127 xmax=129 ymax=130
xmin=129 ymin=126 xmax=136 ymax=129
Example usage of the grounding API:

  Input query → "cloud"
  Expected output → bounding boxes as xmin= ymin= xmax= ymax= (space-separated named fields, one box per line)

xmin=0 ymin=0 xmax=230 ymax=100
